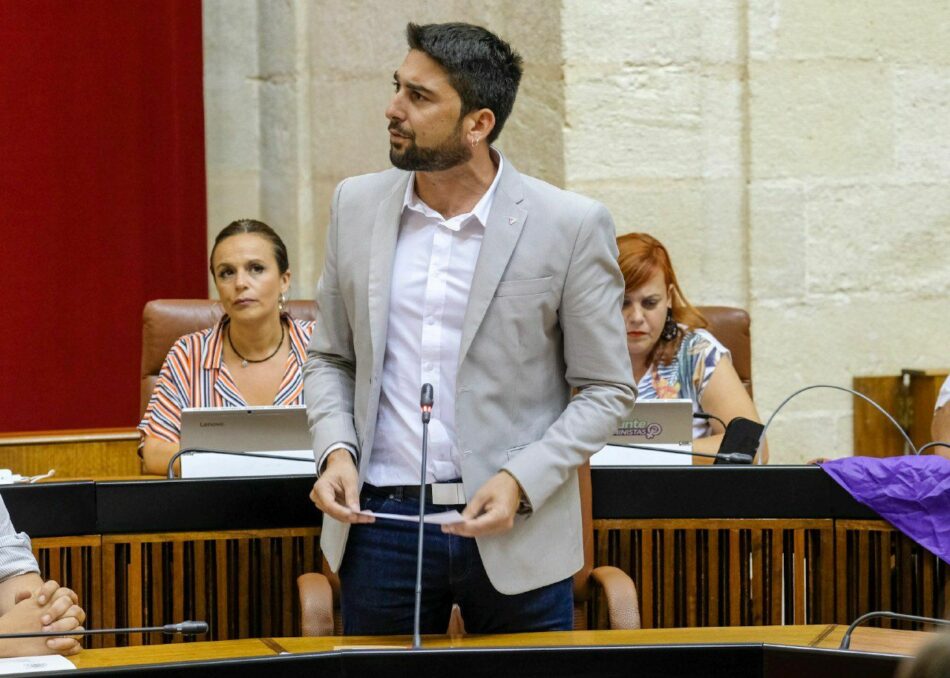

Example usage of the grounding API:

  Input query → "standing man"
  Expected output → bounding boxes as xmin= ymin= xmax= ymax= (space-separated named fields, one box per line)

xmin=306 ymin=22 xmax=635 ymax=635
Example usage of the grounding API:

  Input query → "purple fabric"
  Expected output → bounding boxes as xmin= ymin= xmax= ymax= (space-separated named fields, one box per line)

xmin=821 ymin=456 xmax=950 ymax=564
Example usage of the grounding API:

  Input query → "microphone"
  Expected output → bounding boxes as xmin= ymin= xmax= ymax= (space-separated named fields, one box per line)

xmin=413 ymin=383 xmax=434 ymax=649
xmin=607 ymin=441 xmax=753 ymax=465
xmin=0 ymin=620 xmax=209 ymax=640
xmin=758 ymin=384 xmax=917 ymax=458
xmin=166 ymin=448 xmax=314 ymax=479
xmin=839 ymin=611 xmax=950 ymax=649
xmin=715 ymin=417 xmax=764 ymax=465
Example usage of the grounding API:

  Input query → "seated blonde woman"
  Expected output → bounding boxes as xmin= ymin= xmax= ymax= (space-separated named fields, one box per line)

xmin=138 ymin=219 xmax=314 ymax=475
xmin=617 ymin=233 xmax=767 ymax=463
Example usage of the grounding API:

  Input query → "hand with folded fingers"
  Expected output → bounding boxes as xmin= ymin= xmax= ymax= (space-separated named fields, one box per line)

xmin=10 ymin=580 xmax=85 ymax=656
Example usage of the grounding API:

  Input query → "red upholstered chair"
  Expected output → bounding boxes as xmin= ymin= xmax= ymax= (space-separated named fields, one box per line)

xmin=139 ymin=298 xmax=317 ymax=417
xmin=696 ymin=306 xmax=753 ymax=397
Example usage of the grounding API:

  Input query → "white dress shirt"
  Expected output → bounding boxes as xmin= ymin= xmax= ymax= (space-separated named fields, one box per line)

xmin=365 ymin=154 xmax=504 ymax=486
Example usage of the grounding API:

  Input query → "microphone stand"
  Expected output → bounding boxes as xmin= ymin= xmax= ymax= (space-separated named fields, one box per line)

xmin=167 ymin=448 xmax=315 ymax=479
xmin=606 ymin=441 xmax=753 ymax=465
xmin=413 ymin=383 xmax=434 ymax=649
xmin=839 ymin=611 xmax=950 ymax=649
xmin=0 ymin=620 xmax=209 ymax=640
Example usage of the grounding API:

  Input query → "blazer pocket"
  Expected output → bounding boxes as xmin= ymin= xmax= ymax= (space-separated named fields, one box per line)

xmin=494 ymin=276 xmax=552 ymax=298
xmin=505 ymin=443 xmax=529 ymax=460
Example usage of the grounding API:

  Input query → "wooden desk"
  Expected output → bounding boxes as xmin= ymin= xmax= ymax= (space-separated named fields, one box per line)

xmin=67 ymin=626 xmax=934 ymax=675
xmin=2 ymin=472 xmax=946 ymax=648
xmin=0 ymin=428 xmax=140 ymax=477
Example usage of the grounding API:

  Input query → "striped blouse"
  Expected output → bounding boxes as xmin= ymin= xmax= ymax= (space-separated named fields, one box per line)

xmin=138 ymin=317 xmax=314 ymax=444
xmin=636 ymin=328 xmax=730 ymax=440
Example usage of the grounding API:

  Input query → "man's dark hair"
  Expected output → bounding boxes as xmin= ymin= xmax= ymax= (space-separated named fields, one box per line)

xmin=406 ymin=22 xmax=523 ymax=143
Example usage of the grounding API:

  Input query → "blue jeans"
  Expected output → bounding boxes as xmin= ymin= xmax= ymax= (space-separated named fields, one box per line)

xmin=339 ymin=488 xmax=574 ymax=635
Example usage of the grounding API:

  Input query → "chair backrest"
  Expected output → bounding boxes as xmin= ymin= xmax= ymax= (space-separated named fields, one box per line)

xmin=140 ymin=299 xmax=317 ymax=417
xmin=695 ymin=306 xmax=752 ymax=397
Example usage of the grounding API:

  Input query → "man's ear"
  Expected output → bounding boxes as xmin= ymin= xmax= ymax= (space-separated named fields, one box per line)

xmin=465 ymin=108 xmax=496 ymax=145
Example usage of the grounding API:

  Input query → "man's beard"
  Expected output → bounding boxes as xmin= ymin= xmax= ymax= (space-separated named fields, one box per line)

xmin=389 ymin=121 xmax=472 ymax=172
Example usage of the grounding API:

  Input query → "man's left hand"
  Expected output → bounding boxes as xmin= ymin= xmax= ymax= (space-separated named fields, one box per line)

xmin=442 ymin=471 xmax=522 ymax=537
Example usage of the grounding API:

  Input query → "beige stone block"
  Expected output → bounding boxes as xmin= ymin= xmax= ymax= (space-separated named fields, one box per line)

xmin=565 ymin=65 xmax=741 ymax=181
xmin=762 ymin=411 xmax=852 ymax=464
xmin=894 ymin=66 xmax=950 ymax=179
xmin=747 ymin=0 xmax=780 ymax=60
xmin=573 ymin=177 xmax=747 ymax=306
xmin=770 ymin=0 xmax=950 ymax=64
xmin=748 ymin=181 xmax=806 ymax=301
xmin=751 ymin=297 xmax=950 ymax=460
xmin=802 ymin=184 xmax=950 ymax=296
xmin=564 ymin=0 xmax=740 ymax=65
xmin=749 ymin=61 xmax=894 ymax=179
xmin=205 ymin=167 xmax=261 ymax=231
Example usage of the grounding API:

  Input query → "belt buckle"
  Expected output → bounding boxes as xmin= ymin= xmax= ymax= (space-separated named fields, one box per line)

xmin=431 ymin=483 xmax=465 ymax=505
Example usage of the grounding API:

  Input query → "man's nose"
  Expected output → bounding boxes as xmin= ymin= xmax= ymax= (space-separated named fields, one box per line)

xmin=385 ymin=94 xmax=402 ymax=123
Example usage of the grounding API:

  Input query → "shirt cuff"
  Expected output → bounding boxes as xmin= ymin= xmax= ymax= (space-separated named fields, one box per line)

xmin=317 ymin=443 xmax=358 ymax=477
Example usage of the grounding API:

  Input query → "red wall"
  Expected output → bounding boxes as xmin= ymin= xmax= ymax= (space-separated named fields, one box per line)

xmin=0 ymin=0 xmax=208 ymax=432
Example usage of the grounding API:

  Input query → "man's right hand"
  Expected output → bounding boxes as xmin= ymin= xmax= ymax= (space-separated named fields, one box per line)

xmin=309 ymin=449 xmax=374 ymax=523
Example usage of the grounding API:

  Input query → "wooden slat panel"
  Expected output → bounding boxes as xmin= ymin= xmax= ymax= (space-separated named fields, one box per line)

xmin=194 ymin=541 xmax=207 ymax=631
xmin=662 ymin=529 xmax=674 ymax=627
xmin=172 ymin=541 xmax=184 ymax=635
xmin=793 ymin=530 xmax=806 ymax=624
xmin=281 ymin=537 xmax=293 ymax=636
xmin=771 ymin=529 xmax=783 ymax=625
xmin=237 ymin=539 xmax=250 ymax=639
xmin=640 ymin=529 xmax=653 ymax=628
xmin=127 ymin=544 xmax=143 ymax=646
xmin=215 ymin=541 xmax=228 ymax=640
xmin=685 ymin=530 xmax=697 ymax=628
xmin=729 ymin=529 xmax=741 ymax=626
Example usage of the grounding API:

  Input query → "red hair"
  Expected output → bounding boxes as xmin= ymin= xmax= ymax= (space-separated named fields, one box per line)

xmin=616 ymin=232 xmax=707 ymax=366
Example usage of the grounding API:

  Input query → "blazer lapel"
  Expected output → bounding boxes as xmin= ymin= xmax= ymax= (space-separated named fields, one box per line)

xmin=368 ymin=174 xmax=410 ymax=373
xmin=458 ymin=160 xmax=527 ymax=364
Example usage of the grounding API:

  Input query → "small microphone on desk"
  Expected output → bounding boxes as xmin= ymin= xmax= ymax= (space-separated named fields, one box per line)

xmin=839 ymin=611 xmax=950 ymax=649
xmin=607 ymin=442 xmax=753 ymax=465
xmin=714 ymin=417 xmax=764 ymax=465
xmin=167 ymin=448 xmax=314 ymax=479
xmin=0 ymin=620 xmax=209 ymax=640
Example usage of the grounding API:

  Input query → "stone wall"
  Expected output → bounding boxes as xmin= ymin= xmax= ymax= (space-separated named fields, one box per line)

xmin=203 ymin=1 xmax=950 ymax=462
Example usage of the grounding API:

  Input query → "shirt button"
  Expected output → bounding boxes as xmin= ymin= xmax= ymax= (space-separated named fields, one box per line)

xmin=424 ymin=362 xmax=434 ymax=371
xmin=426 ymin=316 xmax=435 ymax=325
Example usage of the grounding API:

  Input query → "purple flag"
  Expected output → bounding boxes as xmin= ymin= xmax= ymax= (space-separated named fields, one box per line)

xmin=821 ymin=455 xmax=950 ymax=564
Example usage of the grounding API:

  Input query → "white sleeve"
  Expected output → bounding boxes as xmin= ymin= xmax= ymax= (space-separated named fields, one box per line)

xmin=936 ymin=375 xmax=950 ymax=411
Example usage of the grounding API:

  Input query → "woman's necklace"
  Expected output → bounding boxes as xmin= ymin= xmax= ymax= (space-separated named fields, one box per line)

xmin=227 ymin=322 xmax=285 ymax=368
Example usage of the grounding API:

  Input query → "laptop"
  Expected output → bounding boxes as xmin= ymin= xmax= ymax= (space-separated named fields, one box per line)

xmin=590 ymin=399 xmax=694 ymax=466
xmin=178 ymin=405 xmax=315 ymax=478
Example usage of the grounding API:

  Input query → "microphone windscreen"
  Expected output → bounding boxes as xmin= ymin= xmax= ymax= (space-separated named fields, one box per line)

xmin=421 ymin=383 xmax=434 ymax=407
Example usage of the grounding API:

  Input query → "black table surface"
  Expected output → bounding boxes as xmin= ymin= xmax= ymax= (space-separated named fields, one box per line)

xmin=0 ymin=466 xmax=876 ymax=538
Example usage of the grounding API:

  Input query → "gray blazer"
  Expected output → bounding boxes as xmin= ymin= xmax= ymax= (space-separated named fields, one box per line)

xmin=304 ymin=157 xmax=636 ymax=595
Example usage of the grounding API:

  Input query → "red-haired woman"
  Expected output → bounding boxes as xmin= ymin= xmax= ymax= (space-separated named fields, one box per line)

xmin=617 ymin=233 xmax=767 ymax=463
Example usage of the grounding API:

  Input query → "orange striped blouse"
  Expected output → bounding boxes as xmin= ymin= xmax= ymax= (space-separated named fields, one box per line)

xmin=138 ymin=317 xmax=314 ymax=444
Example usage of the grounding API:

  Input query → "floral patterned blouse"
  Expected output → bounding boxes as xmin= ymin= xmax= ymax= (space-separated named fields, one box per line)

xmin=635 ymin=328 xmax=730 ymax=439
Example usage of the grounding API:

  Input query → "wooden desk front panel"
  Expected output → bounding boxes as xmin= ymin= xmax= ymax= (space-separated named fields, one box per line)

xmin=593 ymin=519 xmax=835 ymax=629
xmin=33 ymin=528 xmax=322 ymax=648
xmin=835 ymin=519 xmax=950 ymax=625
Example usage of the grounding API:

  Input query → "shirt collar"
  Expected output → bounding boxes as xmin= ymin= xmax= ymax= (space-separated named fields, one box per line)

xmin=402 ymin=148 xmax=505 ymax=231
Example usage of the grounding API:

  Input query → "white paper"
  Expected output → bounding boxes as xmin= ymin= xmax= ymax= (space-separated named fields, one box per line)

xmin=180 ymin=449 xmax=314 ymax=478
xmin=358 ymin=510 xmax=465 ymax=525
xmin=590 ymin=443 xmax=693 ymax=466
xmin=0 ymin=655 xmax=75 ymax=673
